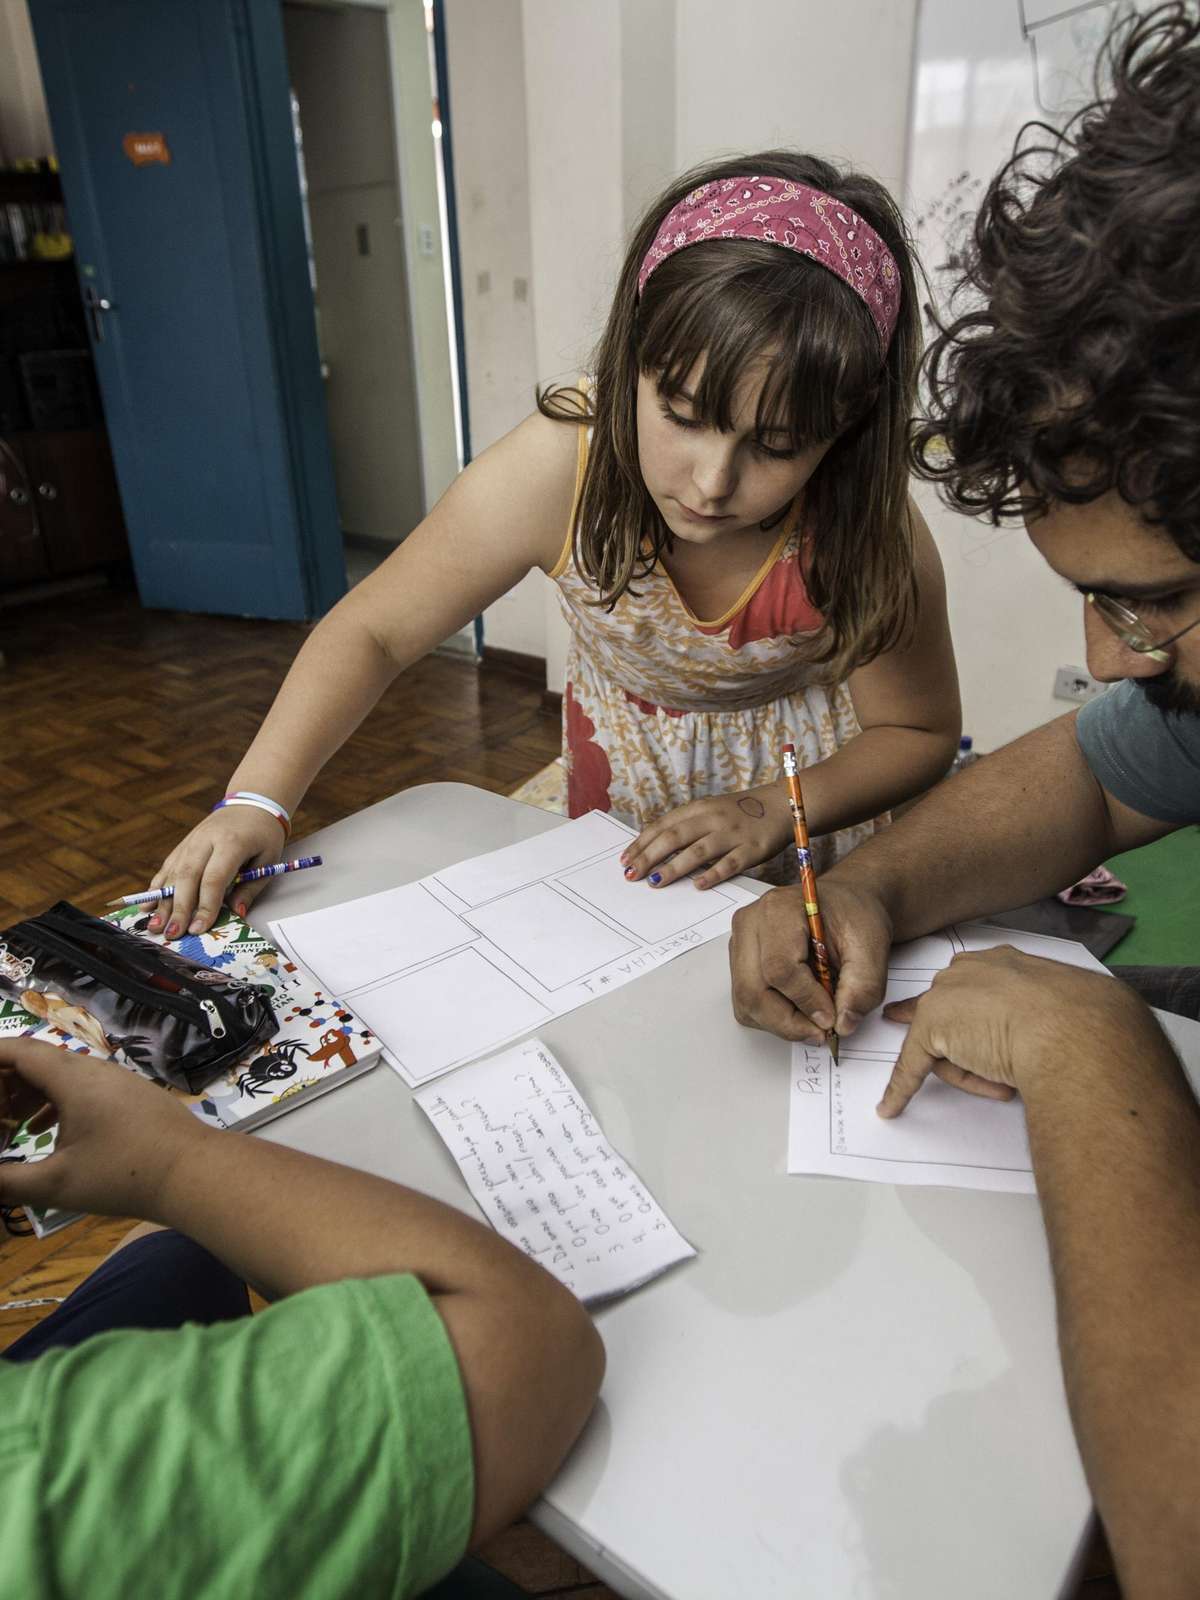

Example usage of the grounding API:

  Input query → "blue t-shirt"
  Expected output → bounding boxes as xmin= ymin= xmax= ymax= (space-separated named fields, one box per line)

xmin=1076 ymin=682 xmax=1200 ymax=824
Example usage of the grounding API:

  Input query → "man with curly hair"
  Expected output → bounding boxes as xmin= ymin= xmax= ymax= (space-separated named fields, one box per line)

xmin=731 ymin=5 xmax=1200 ymax=1590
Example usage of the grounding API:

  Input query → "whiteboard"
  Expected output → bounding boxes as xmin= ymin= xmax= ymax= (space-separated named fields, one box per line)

xmin=905 ymin=0 xmax=1147 ymax=321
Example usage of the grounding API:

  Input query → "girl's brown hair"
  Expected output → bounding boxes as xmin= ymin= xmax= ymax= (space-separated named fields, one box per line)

xmin=539 ymin=150 xmax=922 ymax=672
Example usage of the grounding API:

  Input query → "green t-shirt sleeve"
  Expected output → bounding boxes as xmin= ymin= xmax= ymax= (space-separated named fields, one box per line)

xmin=1 ymin=1272 xmax=473 ymax=1600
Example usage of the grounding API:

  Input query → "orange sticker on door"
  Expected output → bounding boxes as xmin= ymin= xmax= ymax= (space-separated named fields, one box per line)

xmin=122 ymin=132 xmax=171 ymax=167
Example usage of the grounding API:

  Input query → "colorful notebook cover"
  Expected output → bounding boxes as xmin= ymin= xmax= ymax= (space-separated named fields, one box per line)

xmin=0 ymin=908 xmax=381 ymax=1237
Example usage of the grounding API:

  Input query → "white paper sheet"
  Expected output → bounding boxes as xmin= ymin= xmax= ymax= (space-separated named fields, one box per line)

xmin=272 ymin=811 xmax=756 ymax=1086
xmin=788 ymin=923 xmax=1111 ymax=1193
xmin=416 ymin=1038 xmax=696 ymax=1302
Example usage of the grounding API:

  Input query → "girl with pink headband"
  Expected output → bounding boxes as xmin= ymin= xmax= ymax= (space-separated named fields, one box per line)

xmin=152 ymin=150 xmax=961 ymax=936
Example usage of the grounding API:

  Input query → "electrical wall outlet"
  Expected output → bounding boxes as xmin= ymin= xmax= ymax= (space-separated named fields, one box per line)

xmin=1053 ymin=665 xmax=1107 ymax=704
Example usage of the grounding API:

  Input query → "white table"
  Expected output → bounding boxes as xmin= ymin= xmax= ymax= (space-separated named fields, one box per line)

xmin=251 ymin=782 xmax=1200 ymax=1600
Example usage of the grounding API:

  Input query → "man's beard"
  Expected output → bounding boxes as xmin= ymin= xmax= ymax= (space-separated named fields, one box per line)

xmin=1136 ymin=671 xmax=1200 ymax=716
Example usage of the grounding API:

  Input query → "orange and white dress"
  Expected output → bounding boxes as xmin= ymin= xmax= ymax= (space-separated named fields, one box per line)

xmin=550 ymin=428 xmax=881 ymax=879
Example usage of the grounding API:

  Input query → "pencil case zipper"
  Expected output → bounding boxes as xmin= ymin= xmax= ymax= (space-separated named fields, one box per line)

xmin=10 ymin=920 xmax=237 ymax=1043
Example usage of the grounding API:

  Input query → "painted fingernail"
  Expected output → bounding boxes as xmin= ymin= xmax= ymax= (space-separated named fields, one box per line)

xmin=624 ymin=867 xmax=636 ymax=879
xmin=148 ymin=915 xmax=162 ymax=931
xmin=236 ymin=901 xmax=247 ymax=918
xmin=649 ymin=872 xmax=662 ymax=886
xmin=165 ymin=921 xmax=180 ymax=939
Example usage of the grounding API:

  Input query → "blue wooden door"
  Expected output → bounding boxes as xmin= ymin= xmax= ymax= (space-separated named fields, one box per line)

xmin=28 ymin=0 xmax=345 ymax=619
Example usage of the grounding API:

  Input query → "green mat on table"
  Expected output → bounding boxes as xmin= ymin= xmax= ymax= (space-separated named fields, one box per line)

xmin=1100 ymin=827 xmax=1199 ymax=968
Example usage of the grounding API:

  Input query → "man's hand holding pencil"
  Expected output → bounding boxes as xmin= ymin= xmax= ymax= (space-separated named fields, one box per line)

xmin=729 ymin=877 xmax=895 ymax=1046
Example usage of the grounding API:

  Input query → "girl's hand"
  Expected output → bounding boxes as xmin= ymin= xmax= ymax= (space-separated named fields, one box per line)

xmin=148 ymin=807 xmax=287 ymax=939
xmin=0 ymin=1040 xmax=197 ymax=1219
xmin=620 ymin=785 xmax=792 ymax=890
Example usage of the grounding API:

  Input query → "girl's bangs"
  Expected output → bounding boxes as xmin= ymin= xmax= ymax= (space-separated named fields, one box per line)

xmin=638 ymin=250 xmax=881 ymax=449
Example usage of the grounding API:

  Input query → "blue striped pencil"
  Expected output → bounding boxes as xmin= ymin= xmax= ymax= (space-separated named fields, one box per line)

xmin=107 ymin=855 xmax=323 ymax=907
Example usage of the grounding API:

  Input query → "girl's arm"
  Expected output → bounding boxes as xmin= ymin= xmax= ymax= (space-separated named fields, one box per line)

xmin=154 ymin=412 xmax=578 ymax=935
xmin=804 ymin=503 xmax=962 ymax=828
xmin=623 ymin=505 xmax=961 ymax=887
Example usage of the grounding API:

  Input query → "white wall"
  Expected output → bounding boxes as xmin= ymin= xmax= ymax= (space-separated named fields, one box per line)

xmin=522 ymin=0 xmax=624 ymax=673
xmin=443 ymin=0 xmax=543 ymax=653
xmin=448 ymin=0 xmax=628 ymax=658
xmin=913 ymin=481 xmax=1085 ymax=750
xmin=674 ymin=0 xmax=918 ymax=196
xmin=0 ymin=0 xmax=51 ymax=162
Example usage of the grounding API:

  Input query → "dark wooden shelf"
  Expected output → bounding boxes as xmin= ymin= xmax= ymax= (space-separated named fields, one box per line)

xmin=0 ymin=169 xmax=63 ymax=205
xmin=0 ymin=256 xmax=74 ymax=274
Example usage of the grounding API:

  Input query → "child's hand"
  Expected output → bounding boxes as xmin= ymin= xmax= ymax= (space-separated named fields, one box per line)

xmin=0 ymin=1040 xmax=198 ymax=1220
xmin=620 ymin=785 xmax=792 ymax=889
xmin=0 ymin=1059 xmax=55 ymax=1154
xmin=148 ymin=807 xmax=286 ymax=938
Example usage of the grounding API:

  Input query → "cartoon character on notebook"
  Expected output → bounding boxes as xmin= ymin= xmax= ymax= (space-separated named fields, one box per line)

xmin=234 ymin=1037 xmax=307 ymax=1099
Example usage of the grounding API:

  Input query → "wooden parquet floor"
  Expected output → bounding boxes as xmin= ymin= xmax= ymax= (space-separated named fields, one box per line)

xmin=0 ymin=578 xmax=562 ymax=1303
xmin=0 ymin=579 xmax=561 ymax=930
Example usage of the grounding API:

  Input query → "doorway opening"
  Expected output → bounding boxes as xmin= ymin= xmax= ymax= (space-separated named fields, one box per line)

xmin=282 ymin=0 xmax=461 ymax=592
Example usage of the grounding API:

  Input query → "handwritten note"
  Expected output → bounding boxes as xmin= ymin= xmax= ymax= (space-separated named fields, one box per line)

xmin=416 ymin=1038 xmax=696 ymax=1302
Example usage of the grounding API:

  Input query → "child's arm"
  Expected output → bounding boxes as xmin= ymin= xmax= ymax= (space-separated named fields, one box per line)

xmin=152 ymin=413 xmax=578 ymax=935
xmin=0 ymin=1038 xmax=605 ymax=1549
xmin=622 ymin=506 xmax=961 ymax=888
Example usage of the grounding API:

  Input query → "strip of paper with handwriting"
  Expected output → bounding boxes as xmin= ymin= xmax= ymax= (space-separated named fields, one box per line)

xmin=416 ymin=1038 xmax=695 ymax=1302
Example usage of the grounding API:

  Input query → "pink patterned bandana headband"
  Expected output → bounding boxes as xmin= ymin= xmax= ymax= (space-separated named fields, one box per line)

xmin=637 ymin=176 xmax=902 ymax=354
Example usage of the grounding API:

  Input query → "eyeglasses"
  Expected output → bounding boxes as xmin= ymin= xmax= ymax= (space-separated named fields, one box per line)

xmin=1085 ymin=591 xmax=1200 ymax=663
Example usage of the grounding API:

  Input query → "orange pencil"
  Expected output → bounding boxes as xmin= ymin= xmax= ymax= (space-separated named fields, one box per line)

xmin=781 ymin=743 xmax=839 ymax=1063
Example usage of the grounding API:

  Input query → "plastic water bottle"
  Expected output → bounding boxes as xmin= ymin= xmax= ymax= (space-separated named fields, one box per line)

xmin=948 ymin=735 xmax=977 ymax=777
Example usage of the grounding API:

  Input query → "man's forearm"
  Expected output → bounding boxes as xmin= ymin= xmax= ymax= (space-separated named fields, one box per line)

xmin=1023 ymin=1031 xmax=1200 ymax=1596
xmin=828 ymin=713 xmax=1115 ymax=940
xmin=802 ymin=724 xmax=961 ymax=837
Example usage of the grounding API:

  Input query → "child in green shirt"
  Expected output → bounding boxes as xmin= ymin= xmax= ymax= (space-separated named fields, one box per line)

xmin=0 ymin=1041 xmax=605 ymax=1599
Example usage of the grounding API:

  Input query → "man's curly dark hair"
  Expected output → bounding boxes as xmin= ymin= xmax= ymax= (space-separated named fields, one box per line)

xmin=911 ymin=2 xmax=1200 ymax=562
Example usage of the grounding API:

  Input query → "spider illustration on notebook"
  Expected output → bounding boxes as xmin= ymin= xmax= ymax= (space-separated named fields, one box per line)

xmin=234 ymin=1038 xmax=308 ymax=1099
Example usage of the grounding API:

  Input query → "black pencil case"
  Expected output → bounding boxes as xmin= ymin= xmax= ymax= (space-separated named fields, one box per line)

xmin=0 ymin=901 xmax=277 ymax=1093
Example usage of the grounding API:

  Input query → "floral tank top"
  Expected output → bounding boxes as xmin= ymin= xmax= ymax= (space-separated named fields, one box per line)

xmin=550 ymin=422 xmax=881 ymax=877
